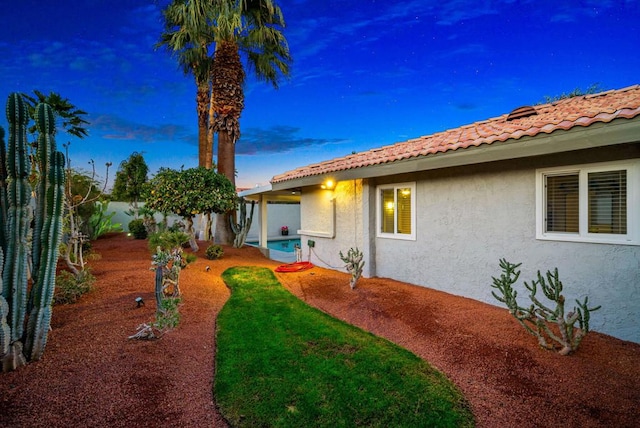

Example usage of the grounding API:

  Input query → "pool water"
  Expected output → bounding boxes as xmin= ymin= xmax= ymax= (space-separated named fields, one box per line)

xmin=248 ymin=238 xmax=301 ymax=253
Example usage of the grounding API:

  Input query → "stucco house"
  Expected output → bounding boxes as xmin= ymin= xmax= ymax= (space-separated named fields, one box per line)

xmin=241 ymin=85 xmax=640 ymax=343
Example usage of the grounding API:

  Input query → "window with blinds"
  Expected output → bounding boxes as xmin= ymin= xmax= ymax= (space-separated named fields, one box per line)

xmin=380 ymin=188 xmax=395 ymax=234
xmin=377 ymin=183 xmax=416 ymax=240
xmin=396 ymin=188 xmax=412 ymax=234
xmin=537 ymin=161 xmax=637 ymax=245
xmin=588 ymin=170 xmax=626 ymax=234
xmin=546 ymin=174 xmax=579 ymax=233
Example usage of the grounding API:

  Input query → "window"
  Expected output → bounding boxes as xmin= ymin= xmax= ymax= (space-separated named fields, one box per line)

xmin=536 ymin=161 xmax=638 ymax=245
xmin=377 ymin=182 xmax=416 ymax=240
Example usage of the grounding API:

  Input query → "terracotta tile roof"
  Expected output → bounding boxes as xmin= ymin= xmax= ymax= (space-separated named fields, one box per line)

xmin=272 ymin=84 xmax=640 ymax=184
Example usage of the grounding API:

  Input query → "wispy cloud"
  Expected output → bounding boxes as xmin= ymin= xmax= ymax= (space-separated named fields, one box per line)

xmin=238 ymin=125 xmax=346 ymax=155
xmin=90 ymin=114 xmax=193 ymax=143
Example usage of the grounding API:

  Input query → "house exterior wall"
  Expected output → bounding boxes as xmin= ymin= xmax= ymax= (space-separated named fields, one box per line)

xmin=300 ymin=180 xmax=368 ymax=273
xmin=304 ymin=146 xmax=640 ymax=343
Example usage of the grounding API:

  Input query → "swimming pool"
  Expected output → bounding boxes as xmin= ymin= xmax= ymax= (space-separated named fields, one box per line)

xmin=247 ymin=238 xmax=301 ymax=253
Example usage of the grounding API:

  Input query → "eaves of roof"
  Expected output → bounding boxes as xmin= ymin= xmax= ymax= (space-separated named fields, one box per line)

xmin=270 ymin=84 xmax=640 ymax=190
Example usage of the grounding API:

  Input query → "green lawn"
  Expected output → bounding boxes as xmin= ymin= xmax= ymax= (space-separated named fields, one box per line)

xmin=215 ymin=267 xmax=474 ymax=427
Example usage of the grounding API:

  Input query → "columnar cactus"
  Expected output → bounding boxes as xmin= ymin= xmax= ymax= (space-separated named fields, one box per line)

xmin=1 ymin=93 xmax=31 ymax=371
xmin=0 ymin=93 xmax=66 ymax=371
xmin=24 ymin=103 xmax=66 ymax=361
xmin=0 ymin=127 xmax=7 ymax=251
xmin=230 ymin=198 xmax=255 ymax=248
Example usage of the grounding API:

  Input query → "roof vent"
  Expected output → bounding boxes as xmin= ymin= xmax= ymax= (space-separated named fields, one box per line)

xmin=506 ymin=105 xmax=537 ymax=121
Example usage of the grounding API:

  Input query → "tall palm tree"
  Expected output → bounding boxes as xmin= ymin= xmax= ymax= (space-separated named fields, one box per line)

xmin=157 ymin=0 xmax=215 ymax=168
xmin=211 ymin=0 xmax=290 ymax=179
xmin=159 ymin=0 xmax=291 ymax=243
xmin=211 ymin=0 xmax=291 ymax=244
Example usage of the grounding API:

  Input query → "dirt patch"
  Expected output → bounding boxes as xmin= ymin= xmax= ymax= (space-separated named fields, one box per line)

xmin=0 ymin=233 xmax=638 ymax=427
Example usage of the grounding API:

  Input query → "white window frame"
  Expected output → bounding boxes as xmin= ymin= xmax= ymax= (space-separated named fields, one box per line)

xmin=536 ymin=160 xmax=639 ymax=245
xmin=376 ymin=182 xmax=416 ymax=241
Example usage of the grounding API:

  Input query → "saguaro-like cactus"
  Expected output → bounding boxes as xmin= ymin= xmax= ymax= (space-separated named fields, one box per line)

xmin=0 ymin=93 xmax=66 ymax=371
xmin=230 ymin=198 xmax=255 ymax=248
xmin=1 ymin=93 xmax=31 ymax=371
xmin=0 ymin=127 xmax=7 ymax=251
xmin=24 ymin=103 xmax=66 ymax=361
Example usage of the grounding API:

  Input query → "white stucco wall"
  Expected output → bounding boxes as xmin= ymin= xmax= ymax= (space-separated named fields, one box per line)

xmin=300 ymin=180 xmax=366 ymax=272
xmin=244 ymin=202 xmax=301 ymax=241
xmin=108 ymin=201 xmax=182 ymax=231
xmin=305 ymin=164 xmax=640 ymax=343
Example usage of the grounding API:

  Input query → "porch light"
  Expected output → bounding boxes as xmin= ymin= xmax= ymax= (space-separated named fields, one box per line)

xmin=321 ymin=179 xmax=335 ymax=190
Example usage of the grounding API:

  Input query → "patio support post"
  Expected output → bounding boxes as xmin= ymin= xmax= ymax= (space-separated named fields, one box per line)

xmin=259 ymin=195 xmax=268 ymax=247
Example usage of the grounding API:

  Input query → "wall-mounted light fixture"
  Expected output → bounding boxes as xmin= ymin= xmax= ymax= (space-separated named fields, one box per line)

xmin=321 ymin=179 xmax=335 ymax=190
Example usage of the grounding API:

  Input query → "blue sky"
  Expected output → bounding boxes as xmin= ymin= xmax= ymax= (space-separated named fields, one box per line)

xmin=1 ymin=0 xmax=639 ymax=189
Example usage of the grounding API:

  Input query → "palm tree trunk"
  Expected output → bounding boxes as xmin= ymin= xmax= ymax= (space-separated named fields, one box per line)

xmin=207 ymin=84 xmax=215 ymax=170
xmin=217 ymin=131 xmax=235 ymax=183
xmin=196 ymin=81 xmax=210 ymax=168
xmin=214 ymin=131 xmax=235 ymax=244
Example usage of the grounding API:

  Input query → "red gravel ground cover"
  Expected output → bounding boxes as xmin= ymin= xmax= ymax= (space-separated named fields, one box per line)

xmin=0 ymin=233 xmax=638 ymax=427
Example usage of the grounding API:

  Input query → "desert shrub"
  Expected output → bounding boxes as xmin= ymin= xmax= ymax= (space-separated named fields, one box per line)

xmin=54 ymin=270 xmax=96 ymax=304
xmin=154 ymin=297 xmax=182 ymax=330
xmin=184 ymin=253 xmax=197 ymax=265
xmin=205 ymin=244 xmax=224 ymax=260
xmin=148 ymin=231 xmax=190 ymax=252
xmin=128 ymin=218 xmax=147 ymax=239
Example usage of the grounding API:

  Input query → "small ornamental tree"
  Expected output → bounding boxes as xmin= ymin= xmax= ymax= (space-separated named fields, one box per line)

xmin=143 ymin=167 xmax=236 ymax=250
xmin=111 ymin=151 xmax=149 ymax=215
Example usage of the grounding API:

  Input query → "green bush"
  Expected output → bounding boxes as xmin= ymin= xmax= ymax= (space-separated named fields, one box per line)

xmin=54 ymin=270 xmax=96 ymax=305
xmin=148 ymin=230 xmax=190 ymax=252
xmin=205 ymin=244 xmax=224 ymax=260
xmin=128 ymin=218 xmax=147 ymax=239
xmin=184 ymin=253 xmax=197 ymax=265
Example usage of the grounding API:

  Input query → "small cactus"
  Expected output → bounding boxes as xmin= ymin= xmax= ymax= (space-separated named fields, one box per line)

xmin=490 ymin=259 xmax=601 ymax=355
xmin=339 ymin=247 xmax=365 ymax=289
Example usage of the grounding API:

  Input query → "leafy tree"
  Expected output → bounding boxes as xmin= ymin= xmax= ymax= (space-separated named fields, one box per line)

xmin=111 ymin=152 xmax=149 ymax=214
xmin=143 ymin=167 xmax=236 ymax=250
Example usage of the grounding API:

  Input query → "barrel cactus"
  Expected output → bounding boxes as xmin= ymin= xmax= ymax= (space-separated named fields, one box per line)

xmin=0 ymin=93 xmax=66 ymax=371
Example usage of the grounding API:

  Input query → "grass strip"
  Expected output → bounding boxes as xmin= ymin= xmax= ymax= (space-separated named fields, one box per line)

xmin=215 ymin=266 xmax=474 ymax=427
